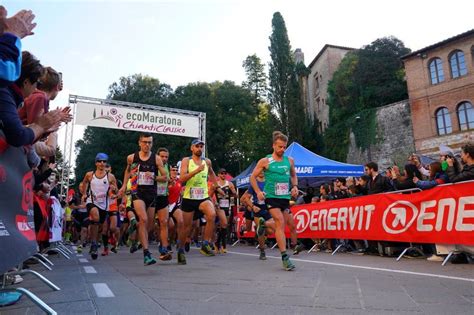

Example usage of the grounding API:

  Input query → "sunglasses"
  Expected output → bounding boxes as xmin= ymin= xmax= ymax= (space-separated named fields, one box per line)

xmin=219 ymin=172 xmax=227 ymax=174
xmin=96 ymin=160 xmax=107 ymax=163
xmin=140 ymin=140 xmax=152 ymax=144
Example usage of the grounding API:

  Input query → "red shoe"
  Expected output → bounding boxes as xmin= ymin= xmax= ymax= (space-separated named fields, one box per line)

xmin=101 ymin=248 xmax=109 ymax=256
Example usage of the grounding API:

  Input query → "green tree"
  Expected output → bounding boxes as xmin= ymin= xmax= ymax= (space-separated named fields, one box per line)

xmin=324 ymin=36 xmax=411 ymax=161
xmin=242 ymin=54 xmax=267 ymax=105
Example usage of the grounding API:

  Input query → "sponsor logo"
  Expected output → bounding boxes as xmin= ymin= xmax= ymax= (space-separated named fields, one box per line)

xmin=382 ymin=201 xmax=418 ymax=234
xmin=295 ymin=166 xmax=314 ymax=174
xmin=293 ymin=209 xmax=310 ymax=233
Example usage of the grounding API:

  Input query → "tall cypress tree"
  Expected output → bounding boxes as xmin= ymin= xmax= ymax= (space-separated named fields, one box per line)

xmin=268 ymin=12 xmax=293 ymax=135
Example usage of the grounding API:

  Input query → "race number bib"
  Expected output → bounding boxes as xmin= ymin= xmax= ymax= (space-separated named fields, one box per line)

xmin=275 ymin=183 xmax=289 ymax=196
xmin=219 ymin=199 xmax=230 ymax=208
xmin=157 ymin=184 xmax=167 ymax=196
xmin=94 ymin=193 xmax=107 ymax=204
xmin=138 ymin=172 xmax=154 ymax=185
xmin=190 ymin=188 xmax=205 ymax=199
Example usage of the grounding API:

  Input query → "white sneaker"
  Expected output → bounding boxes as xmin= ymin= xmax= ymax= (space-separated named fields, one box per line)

xmin=427 ymin=255 xmax=444 ymax=262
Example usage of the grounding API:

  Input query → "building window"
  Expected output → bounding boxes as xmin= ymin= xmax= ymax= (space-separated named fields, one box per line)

xmin=429 ymin=58 xmax=444 ymax=84
xmin=457 ymin=101 xmax=474 ymax=131
xmin=449 ymin=50 xmax=467 ymax=78
xmin=435 ymin=107 xmax=452 ymax=135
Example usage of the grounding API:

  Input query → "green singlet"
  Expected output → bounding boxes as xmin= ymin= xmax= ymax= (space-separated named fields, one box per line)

xmin=263 ymin=155 xmax=291 ymax=200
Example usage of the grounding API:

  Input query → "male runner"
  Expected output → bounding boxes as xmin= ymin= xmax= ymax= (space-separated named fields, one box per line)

xmin=155 ymin=147 xmax=172 ymax=260
xmin=118 ymin=133 xmax=168 ymax=266
xmin=179 ymin=139 xmax=219 ymax=263
xmin=167 ymin=165 xmax=185 ymax=253
xmin=213 ymin=168 xmax=236 ymax=254
xmin=250 ymin=131 xmax=298 ymax=271
xmin=69 ymin=183 xmax=89 ymax=253
xmin=80 ymin=153 xmax=118 ymax=260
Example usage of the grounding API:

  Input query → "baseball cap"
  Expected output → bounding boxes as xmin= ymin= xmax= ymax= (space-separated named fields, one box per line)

xmin=191 ymin=139 xmax=205 ymax=146
xmin=218 ymin=168 xmax=227 ymax=173
xmin=95 ymin=153 xmax=109 ymax=162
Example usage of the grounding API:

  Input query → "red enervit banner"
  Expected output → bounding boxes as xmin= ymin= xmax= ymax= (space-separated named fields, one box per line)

xmin=291 ymin=181 xmax=474 ymax=245
xmin=236 ymin=181 xmax=474 ymax=245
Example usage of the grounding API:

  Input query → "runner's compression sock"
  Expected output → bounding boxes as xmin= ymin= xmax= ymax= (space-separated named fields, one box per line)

xmin=281 ymin=251 xmax=288 ymax=260
xmin=102 ymin=234 xmax=109 ymax=248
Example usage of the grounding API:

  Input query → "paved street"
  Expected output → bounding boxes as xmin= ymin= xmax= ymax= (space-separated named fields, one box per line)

xmin=1 ymin=244 xmax=473 ymax=314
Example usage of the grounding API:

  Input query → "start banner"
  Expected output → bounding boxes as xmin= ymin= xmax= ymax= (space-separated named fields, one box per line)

xmin=0 ymin=134 xmax=37 ymax=274
xmin=237 ymin=181 xmax=474 ymax=245
xmin=75 ymin=101 xmax=201 ymax=138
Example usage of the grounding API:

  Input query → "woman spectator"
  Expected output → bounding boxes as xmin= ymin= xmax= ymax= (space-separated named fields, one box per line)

xmin=319 ymin=184 xmax=333 ymax=200
xmin=391 ymin=163 xmax=422 ymax=190
xmin=413 ymin=161 xmax=449 ymax=190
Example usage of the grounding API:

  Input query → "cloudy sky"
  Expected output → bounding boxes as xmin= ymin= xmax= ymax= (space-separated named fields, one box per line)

xmin=3 ymin=0 xmax=473 ymax=163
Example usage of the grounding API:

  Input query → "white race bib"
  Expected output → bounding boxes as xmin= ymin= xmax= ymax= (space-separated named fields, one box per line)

xmin=157 ymin=184 xmax=167 ymax=196
xmin=138 ymin=172 xmax=154 ymax=185
xmin=190 ymin=187 xmax=205 ymax=199
xmin=275 ymin=183 xmax=289 ymax=196
xmin=219 ymin=199 xmax=230 ymax=208
xmin=94 ymin=192 xmax=107 ymax=203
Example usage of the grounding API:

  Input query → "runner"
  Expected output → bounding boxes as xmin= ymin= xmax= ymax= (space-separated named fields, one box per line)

xmin=155 ymin=147 xmax=172 ymax=261
xmin=118 ymin=133 xmax=168 ymax=266
xmin=179 ymin=139 xmax=219 ymax=263
xmin=213 ymin=168 xmax=236 ymax=254
xmin=241 ymin=170 xmax=276 ymax=260
xmin=167 ymin=165 xmax=186 ymax=254
xmin=101 ymin=163 xmax=120 ymax=255
xmin=69 ymin=183 xmax=89 ymax=253
xmin=80 ymin=153 xmax=118 ymax=260
xmin=250 ymin=131 xmax=298 ymax=271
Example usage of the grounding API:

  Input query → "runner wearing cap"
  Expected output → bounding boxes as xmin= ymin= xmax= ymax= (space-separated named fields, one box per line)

xmin=179 ymin=139 xmax=219 ymax=263
xmin=167 ymin=165 xmax=185 ymax=254
xmin=118 ymin=133 xmax=168 ymax=266
xmin=213 ymin=168 xmax=236 ymax=254
xmin=250 ymin=131 xmax=298 ymax=271
xmin=80 ymin=153 xmax=118 ymax=260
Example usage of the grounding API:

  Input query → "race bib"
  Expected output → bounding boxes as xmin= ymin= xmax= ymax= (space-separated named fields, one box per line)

xmin=275 ymin=183 xmax=289 ymax=196
xmin=190 ymin=187 xmax=205 ymax=199
xmin=219 ymin=199 xmax=230 ymax=208
xmin=94 ymin=192 xmax=107 ymax=203
xmin=157 ymin=184 xmax=167 ymax=196
xmin=138 ymin=171 xmax=154 ymax=185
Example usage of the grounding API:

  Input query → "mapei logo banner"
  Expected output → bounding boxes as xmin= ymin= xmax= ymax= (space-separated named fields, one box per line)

xmin=291 ymin=181 xmax=474 ymax=245
xmin=75 ymin=102 xmax=201 ymax=138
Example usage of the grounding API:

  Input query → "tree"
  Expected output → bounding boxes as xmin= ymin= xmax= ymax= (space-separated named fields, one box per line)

xmin=242 ymin=54 xmax=267 ymax=105
xmin=324 ymin=36 xmax=411 ymax=161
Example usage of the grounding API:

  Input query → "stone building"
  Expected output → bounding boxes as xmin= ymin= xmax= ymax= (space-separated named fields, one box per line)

xmin=402 ymin=29 xmax=474 ymax=156
xmin=306 ymin=44 xmax=354 ymax=133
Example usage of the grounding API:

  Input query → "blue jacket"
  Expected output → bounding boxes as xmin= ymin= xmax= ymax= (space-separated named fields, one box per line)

xmin=0 ymin=84 xmax=35 ymax=146
xmin=415 ymin=172 xmax=449 ymax=190
xmin=0 ymin=33 xmax=22 ymax=87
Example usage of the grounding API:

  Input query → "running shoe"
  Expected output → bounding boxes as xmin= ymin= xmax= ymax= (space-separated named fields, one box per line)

xmin=130 ymin=242 xmax=138 ymax=254
xmin=259 ymin=250 xmax=267 ymax=260
xmin=144 ymin=253 xmax=157 ymax=266
xmin=220 ymin=248 xmax=227 ymax=254
xmin=282 ymin=256 xmax=295 ymax=271
xmin=159 ymin=251 xmax=172 ymax=261
xmin=90 ymin=244 xmax=98 ymax=260
xmin=293 ymin=244 xmax=304 ymax=256
xmin=199 ymin=244 xmax=215 ymax=257
xmin=111 ymin=246 xmax=118 ymax=254
xmin=184 ymin=242 xmax=190 ymax=252
xmin=177 ymin=252 xmax=187 ymax=265
xmin=256 ymin=217 xmax=266 ymax=237
xmin=167 ymin=245 xmax=173 ymax=254
xmin=77 ymin=245 xmax=83 ymax=253
xmin=101 ymin=248 xmax=109 ymax=256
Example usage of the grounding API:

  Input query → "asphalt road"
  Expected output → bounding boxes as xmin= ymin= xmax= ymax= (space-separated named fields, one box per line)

xmin=1 ymin=243 xmax=473 ymax=314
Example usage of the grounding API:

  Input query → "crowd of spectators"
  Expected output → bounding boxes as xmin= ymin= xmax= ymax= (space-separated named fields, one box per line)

xmin=295 ymin=142 xmax=474 ymax=263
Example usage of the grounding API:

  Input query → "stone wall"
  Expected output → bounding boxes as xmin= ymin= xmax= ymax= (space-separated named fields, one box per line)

xmin=346 ymin=100 xmax=415 ymax=170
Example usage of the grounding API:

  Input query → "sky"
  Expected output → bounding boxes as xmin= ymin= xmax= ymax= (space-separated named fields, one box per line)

xmin=3 ymin=0 xmax=474 ymax=166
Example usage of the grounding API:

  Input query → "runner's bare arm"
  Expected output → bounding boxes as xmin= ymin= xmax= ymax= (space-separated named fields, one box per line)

xmin=108 ymin=173 xmax=118 ymax=195
xmin=206 ymin=159 xmax=218 ymax=185
xmin=240 ymin=191 xmax=253 ymax=208
xmin=80 ymin=172 xmax=92 ymax=201
xmin=289 ymin=157 xmax=298 ymax=198
xmin=229 ymin=182 xmax=237 ymax=196
xmin=250 ymin=158 xmax=268 ymax=200
xmin=120 ymin=154 xmax=133 ymax=194
xmin=155 ymin=155 xmax=168 ymax=182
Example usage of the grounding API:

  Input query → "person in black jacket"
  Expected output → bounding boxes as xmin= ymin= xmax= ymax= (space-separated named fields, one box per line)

xmin=447 ymin=142 xmax=474 ymax=183
xmin=365 ymin=162 xmax=393 ymax=194
xmin=391 ymin=164 xmax=422 ymax=190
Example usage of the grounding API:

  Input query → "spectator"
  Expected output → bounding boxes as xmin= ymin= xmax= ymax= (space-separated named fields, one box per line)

xmin=354 ymin=174 xmax=370 ymax=195
xmin=333 ymin=177 xmax=349 ymax=199
xmin=391 ymin=163 xmax=422 ymax=190
xmin=319 ymin=184 xmax=333 ymax=200
xmin=302 ymin=187 xmax=315 ymax=204
xmin=446 ymin=142 xmax=474 ymax=183
xmin=413 ymin=161 xmax=449 ymax=190
xmin=365 ymin=162 xmax=393 ymax=194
